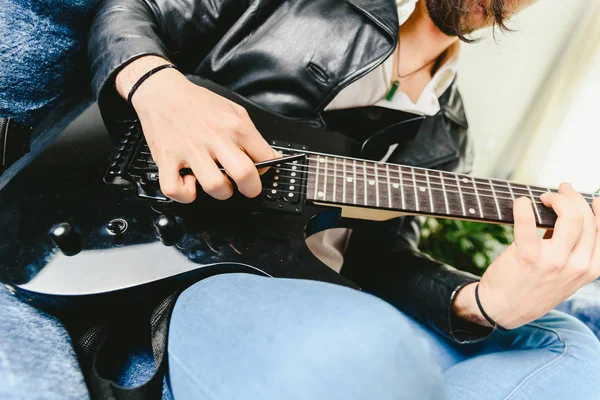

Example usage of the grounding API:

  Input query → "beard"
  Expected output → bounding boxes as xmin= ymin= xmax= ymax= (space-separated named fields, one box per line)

xmin=425 ymin=0 xmax=497 ymax=39
xmin=425 ymin=0 xmax=467 ymax=37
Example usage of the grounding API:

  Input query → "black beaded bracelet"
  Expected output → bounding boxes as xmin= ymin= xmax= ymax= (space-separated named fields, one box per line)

xmin=475 ymin=283 xmax=509 ymax=332
xmin=127 ymin=64 xmax=177 ymax=105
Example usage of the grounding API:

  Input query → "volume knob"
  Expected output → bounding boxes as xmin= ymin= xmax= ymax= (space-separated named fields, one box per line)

xmin=49 ymin=223 xmax=81 ymax=256
xmin=154 ymin=214 xmax=182 ymax=246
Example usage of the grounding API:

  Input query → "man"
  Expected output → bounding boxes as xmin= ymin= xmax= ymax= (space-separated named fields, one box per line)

xmin=1 ymin=0 xmax=600 ymax=399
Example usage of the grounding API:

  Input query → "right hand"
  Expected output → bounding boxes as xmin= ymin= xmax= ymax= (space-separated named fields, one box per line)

xmin=116 ymin=56 xmax=279 ymax=203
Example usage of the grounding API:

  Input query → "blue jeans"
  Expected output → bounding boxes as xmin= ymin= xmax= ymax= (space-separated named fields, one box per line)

xmin=0 ymin=0 xmax=97 ymax=127
xmin=1 ymin=274 xmax=599 ymax=399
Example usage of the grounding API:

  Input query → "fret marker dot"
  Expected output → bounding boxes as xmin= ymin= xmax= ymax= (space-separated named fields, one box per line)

xmin=292 ymin=161 xmax=298 ymax=164
xmin=393 ymin=184 xmax=400 ymax=189
xmin=291 ymin=172 xmax=297 ymax=177
xmin=462 ymin=178 xmax=469 ymax=183
xmin=276 ymin=164 xmax=281 ymax=167
xmin=290 ymin=179 xmax=296 ymax=184
xmin=292 ymin=166 xmax=297 ymax=170
xmin=274 ymin=176 xmax=279 ymax=181
xmin=288 ymin=193 xmax=294 ymax=198
xmin=289 ymin=186 xmax=295 ymax=191
xmin=469 ymin=208 xmax=476 ymax=214
xmin=347 ymin=177 xmax=353 ymax=183
xmin=319 ymin=158 xmax=325 ymax=163
xmin=272 ymin=183 xmax=278 ymax=187
xmin=275 ymin=169 xmax=280 ymax=173
xmin=369 ymin=180 xmax=375 ymax=186
xmin=318 ymin=191 xmax=324 ymax=197
xmin=271 ymin=190 xmax=277 ymax=195
xmin=419 ymin=187 xmax=426 ymax=192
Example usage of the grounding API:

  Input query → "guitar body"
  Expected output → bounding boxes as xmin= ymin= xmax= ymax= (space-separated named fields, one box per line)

xmin=0 ymin=78 xmax=366 ymax=314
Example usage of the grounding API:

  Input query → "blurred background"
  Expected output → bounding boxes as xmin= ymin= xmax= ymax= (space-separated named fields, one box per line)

xmin=458 ymin=0 xmax=600 ymax=186
xmin=424 ymin=0 xmax=600 ymax=279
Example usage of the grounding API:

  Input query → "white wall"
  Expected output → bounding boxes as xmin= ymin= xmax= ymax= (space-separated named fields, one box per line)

xmin=456 ymin=0 xmax=587 ymax=177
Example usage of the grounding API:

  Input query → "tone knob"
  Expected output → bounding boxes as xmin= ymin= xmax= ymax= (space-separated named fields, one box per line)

xmin=48 ymin=223 xmax=81 ymax=256
xmin=154 ymin=214 xmax=182 ymax=246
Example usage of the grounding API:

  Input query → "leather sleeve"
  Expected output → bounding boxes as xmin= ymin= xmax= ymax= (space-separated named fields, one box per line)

xmin=341 ymin=216 xmax=493 ymax=344
xmin=341 ymin=85 xmax=493 ymax=343
xmin=88 ymin=0 xmax=249 ymax=118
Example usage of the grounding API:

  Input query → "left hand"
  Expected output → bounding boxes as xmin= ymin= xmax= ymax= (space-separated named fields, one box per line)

xmin=455 ymin=182 xmax=600 ymax=330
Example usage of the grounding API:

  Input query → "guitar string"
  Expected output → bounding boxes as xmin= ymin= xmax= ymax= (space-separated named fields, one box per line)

xmin=270 ymin=161 xmax=593 ymax=200
xmin=265 ymin=165 xmax=594 ymax=205
xmin=271 ymin=148 xmax=595 ymax=199
xmin=259 ymin=177 xmax=555 ymax=208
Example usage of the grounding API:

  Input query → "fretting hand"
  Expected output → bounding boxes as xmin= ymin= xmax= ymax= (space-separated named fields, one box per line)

xmin=115 ymin=56 xmax=279 ymax=203
xmin=454 ymin=182 xmax=600 ymax=329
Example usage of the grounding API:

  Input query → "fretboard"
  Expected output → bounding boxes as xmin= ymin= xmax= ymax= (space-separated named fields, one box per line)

xmin=301 ymin=154 xmax=593 ymax=228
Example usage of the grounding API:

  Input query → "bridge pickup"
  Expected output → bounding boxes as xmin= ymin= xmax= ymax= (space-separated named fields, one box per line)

xmin=261 ymin=140 xmax=309 ymax=214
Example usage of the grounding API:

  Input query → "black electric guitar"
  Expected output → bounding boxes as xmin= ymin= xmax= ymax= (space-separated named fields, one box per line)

xmin=0 ymin=78 xmax=591 ymax=314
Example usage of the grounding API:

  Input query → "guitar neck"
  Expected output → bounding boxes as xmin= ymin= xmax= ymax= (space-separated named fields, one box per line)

xmin=301 ymin=153 xmax=594 ymax=228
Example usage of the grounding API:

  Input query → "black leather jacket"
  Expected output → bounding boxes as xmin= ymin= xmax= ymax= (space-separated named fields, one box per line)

xmin=89 ymin=0 xmax=492 ymax=342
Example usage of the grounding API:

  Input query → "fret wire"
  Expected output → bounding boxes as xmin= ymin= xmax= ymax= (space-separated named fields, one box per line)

xmin=342 ymin=158 xmax=346 ymax=204
xmin=455 ymin=174 xmax=467 ymax=216
xmin=363 ymin=161 xmax=368 ymax=206
xmin=386 ymin=164 xmax=392 ymax=209
xmin=282 ymin=157 xmax=596 ymax=200
xmin=332 ymin=155 xmax=337 ymax=203
xmin=471 ymin=178 xmax=484 ymax=218
xmin=313 ymin=156 xmax=319 ymax=199
xmin=425 ymin=169 xmax=434 ymax=213
xmin=411 ymin=167 xmax=419 ymax=212
xmin=374 ymin=163 xmax=380 ymax=207
xmin=507 ymin=182 xmax=516 ymax=201
xmin=440 ymin=170 xmax=450 ymax=215
xmin=399 ymin=165 xmax=405 ymax=210
xmin=353 ymin=159 xmax=357 ymax=205
xmin=321 ymin=156 xmax=327 ymax=201
xmin=527 ymin=184 xmax=542 ymax=224
xmin=489 ymin=178 xmax=502 ymax=220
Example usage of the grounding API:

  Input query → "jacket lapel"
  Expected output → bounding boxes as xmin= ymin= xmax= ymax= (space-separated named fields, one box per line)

xmin=346 ymin=0 xmax=399 ymax=37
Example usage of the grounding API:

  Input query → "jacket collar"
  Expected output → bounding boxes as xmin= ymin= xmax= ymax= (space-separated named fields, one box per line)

xmin=346 ymin=0 xmax=399 ymax=38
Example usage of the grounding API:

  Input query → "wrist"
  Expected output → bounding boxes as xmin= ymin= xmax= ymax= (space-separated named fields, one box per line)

xmin=452 ymin=282 xmax=494 ymax=328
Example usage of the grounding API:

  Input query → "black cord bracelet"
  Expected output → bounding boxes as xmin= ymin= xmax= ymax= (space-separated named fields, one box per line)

xmin=475 ymin=283 xmax=509 ymax=332
xmin=127 ymin=64 xmax=177 ymax=105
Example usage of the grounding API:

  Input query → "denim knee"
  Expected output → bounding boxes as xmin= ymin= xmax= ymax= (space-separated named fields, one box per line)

xmin=168 ymin=274 xmax=445 ymax=400
xmin=525 ymin=310 xmax=600 ymax=395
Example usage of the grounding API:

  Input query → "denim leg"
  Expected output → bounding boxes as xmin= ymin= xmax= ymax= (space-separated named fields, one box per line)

xmin=556 ymin=280 xmax=600 ymax=340
xmin=168 ymin=273 xmax=446 ymax=400
xmin=0 ymin=0 xmax=98 ymax=127
xmin=0 ymin=285 xmax=89 ymax=400
xmin=407 ymin=310 xmax=600 ymax=399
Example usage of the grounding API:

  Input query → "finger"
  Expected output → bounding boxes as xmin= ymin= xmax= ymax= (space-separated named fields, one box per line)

xmin=190 ymin=152 xmax=234 ymax=200
xmin=513 ymin=196 xmax=541 ymax=257
xmin=234 ymin=110 xmax=280 ymax=162
xmin=259 ymin=150 xmax=283 ymax=176
xmin=214 ymin=141 xmax=262 ymax=198
xmin=540 ymin=186 xmax=583 ymax=257
xmin=157 ymin=160 xmax=197 ymax=204
xmin=588 ymin=197 xmax=600 ymax=277
xmin=561 ymin=183 xmax=596 ymax=260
